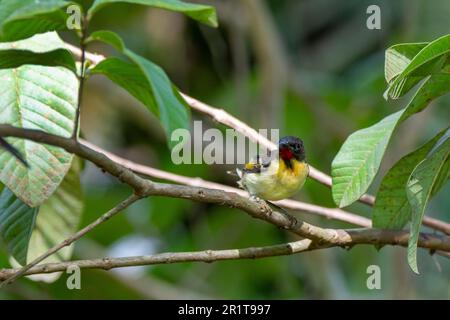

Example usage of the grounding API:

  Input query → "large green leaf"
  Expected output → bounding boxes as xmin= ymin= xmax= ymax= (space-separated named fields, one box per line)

xmin=90 ymin=57 xmax=158 ymax=115
xmin=372 ymin=129 xmax=447 ymax=229
xmin=87 ymin=30 xmax=189 ymax=148
xmin=0 ymin=32 xmax=78 ymax=207
xmin=0 ymin=0 xmax=74 ymax=42
xmin=26 ymin=158 xmax=83 ymax=265
xmin=0 ymin=158 xmax=83 ymax=268
xmin=332 ymin=73 xmax=450 ymax=208
xmin=0 ymin=48 xmax=76 ymax=72
xmin=0 ymin=188 xmax=38 ymax=265
xmin=406 ymin=129 xmax=450 ymax=274
xmin=87 ymin=0 xmax=218 ymax=27
xmin=387 ymin=34 xmax=450 ymax=99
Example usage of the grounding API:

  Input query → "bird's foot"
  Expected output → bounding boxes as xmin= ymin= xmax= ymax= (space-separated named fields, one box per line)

xmin=249 ymin=195 xmax=262 ymax=202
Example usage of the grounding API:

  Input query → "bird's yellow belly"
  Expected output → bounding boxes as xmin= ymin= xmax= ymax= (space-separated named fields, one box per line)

xmin=242 ymin=160 xmax=308 ymax=201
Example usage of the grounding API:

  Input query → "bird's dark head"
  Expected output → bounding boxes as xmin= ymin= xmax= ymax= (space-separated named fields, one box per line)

xmin=278 ymin=136 xmax=306 ymax=162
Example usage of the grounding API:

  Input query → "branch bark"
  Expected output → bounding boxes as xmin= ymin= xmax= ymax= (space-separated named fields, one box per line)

xmin=0 ymin=231 xmax=448 ymax=281
xmin=0 ymin=239 xmax=315 ymax=280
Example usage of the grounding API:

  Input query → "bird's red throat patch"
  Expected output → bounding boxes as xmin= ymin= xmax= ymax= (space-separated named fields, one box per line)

xmin=279 ymin=147 xmax=294 ymax=161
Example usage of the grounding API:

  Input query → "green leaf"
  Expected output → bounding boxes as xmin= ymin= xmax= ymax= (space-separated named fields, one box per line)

xmin=0 ymin=0 xmax=74 ymax=42
xmin=0 ymin=158 xmax=83 ymax=270
xmin=431 ymin=157 xmax=450 ymax=196
xmin=0 ymin=188 xmax=38 ymax=265
xmin=406 ymin=129 xmax=450 ymax=274
xmin=429 ymin=130 xmax=450 ymax=197
xmin=0 ymin=32 xmax=78 ymax=207
xmin=385 ymin=42 xmax=427 ymax=84
xmin=87 ymin=0 xmax=218 ymax=27
xmin=388 ymin=34 xmax=450 ymax=99
xmin=90 ymin=57 xmax=158 ymax=115
xmin=373 ymin=128 xmax=448 ymax=229
xmin=26 ymin=158 xmax=83 ymax=266
xmin=384 ymin=42 xmax=428 ymax=99
xmin=0 ymin=48 xmax=76 ymax=72
xmin=332 ymin=110 xmax=403 ymax=208
xmin=332 ymin=73 xmax=450 ymax=208
xmin=87 ymin=30 xmax=190 ymax=148
xmin=0 ymin=30 xmax=77 ymax=72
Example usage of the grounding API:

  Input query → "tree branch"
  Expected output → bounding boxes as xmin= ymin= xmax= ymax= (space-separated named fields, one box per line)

xmin=0 ymin=124 xmax=449 ymax=252
xmin=0 ymin=228 xmax=449 ymax=280
xmin=0 ymin=239 xmax=315 ymax=280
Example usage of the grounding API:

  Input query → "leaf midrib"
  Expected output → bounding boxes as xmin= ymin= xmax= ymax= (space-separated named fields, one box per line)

xmin=407 ymin=147 xmax=450 ymax=273
xmin=12 ymin=67 xmax=30 ymax=189
xmin=336 ymin=132 xmax=391 ymax=206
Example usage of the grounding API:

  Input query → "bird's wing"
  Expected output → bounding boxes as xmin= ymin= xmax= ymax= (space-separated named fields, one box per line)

xmin=242 ymin=154 xmax=272 ymax=173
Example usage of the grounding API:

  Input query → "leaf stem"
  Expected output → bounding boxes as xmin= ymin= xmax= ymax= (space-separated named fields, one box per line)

xmin=72 ymin=14 xmax=89 ymax=140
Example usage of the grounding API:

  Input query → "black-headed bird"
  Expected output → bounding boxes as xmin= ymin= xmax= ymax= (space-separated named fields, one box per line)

xmin=236 ymin=136 xmax=308 ymax=201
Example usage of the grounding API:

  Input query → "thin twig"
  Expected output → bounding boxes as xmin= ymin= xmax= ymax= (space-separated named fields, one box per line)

xmin=0 ymin=194 xmax=141 ymax=288
xmin=65 ymin=42 xmax=104 ymax=65
xmin=1 ymin=231 xmax=449 ymax=280
xmin=72 ymin=15 xmax=88 ymax=140
xmin=0 ymin=239 xmax=314 ymax=280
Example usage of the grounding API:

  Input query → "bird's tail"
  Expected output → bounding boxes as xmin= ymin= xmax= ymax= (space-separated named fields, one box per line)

xmin=227 ymin=168 xmax=244 ymax=188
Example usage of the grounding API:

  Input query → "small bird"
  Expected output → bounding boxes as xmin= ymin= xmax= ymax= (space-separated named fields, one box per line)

xmin=236 ymin=136 xmax=309 ymax=201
